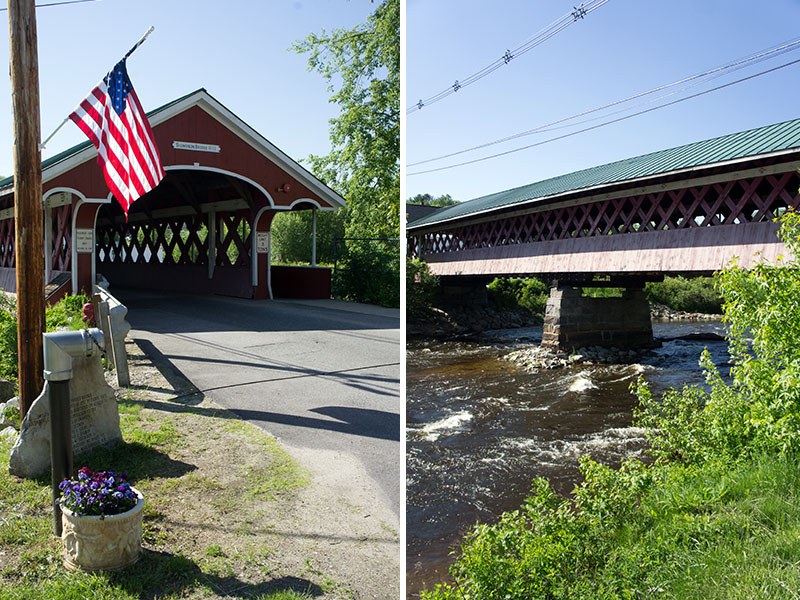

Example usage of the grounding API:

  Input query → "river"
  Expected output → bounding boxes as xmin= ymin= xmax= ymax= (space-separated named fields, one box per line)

xmin=406 ymin=320 xmax=729 ymax=598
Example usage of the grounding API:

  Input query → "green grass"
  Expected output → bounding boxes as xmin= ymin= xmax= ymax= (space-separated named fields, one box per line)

xmin=638 ymin=454 xmax=800 ymax=599
xmin=426 ymin=452 xmax=800 ymax=600
xmin=243 ymin=442 xmax=309 ymax=501
xmin=0 ymin=376 xmax=324 ymax=599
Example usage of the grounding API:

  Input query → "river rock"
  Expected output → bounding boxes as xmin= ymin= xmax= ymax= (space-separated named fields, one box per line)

xmin=8 ymin=354 xmax=121 ymax=479
xmin=506 ymin=346 xmax=571 ymax=370
xmin=650 ymin=302 xmax=720 ymax=321
xmin=0 ymin=379 xmax=15 ymax=402
xmin=0 ymin=426 xmax=16 ymax=441
xmin=506 ymin=342 xmax=656 ymax=371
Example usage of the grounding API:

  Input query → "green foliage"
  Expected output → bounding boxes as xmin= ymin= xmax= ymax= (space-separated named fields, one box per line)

xmin=333 ymin=238 xmax=399 ymax=307
xmin=487 ymin=277 xmax=549 ymax=315
xmin=581 ymin=286 xmax=623 ymax=298
xmin=271 ymin=209 xmax=345 ymax=265
xmin=406 ymin=257 xmax=439 ymax=317
xmin=645 ymin=275 xmax=722 ymax=314
xmin=423 ymin=211 xmax=800 ymax=599
xmin=408 ymin=193 xmax=459 ymax=208
xmin=293 ymin=0 xmax=399 ymax=241
xmin=426 ymin=450 xmax=800 ymax=599
xmin=636 ymin=211 xmax=800 ymax=463
xmin=0 ymin=293 xmax=89 ymax=383
xmin=2 ymin=403 xmax=19 ymax=430
xmin=45 ymin=293 xmax=90 ymax=332
xmin=0 ymin=292 xmax=17 ymax=381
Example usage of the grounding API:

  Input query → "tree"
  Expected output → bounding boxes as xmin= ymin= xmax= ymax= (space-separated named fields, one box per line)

xmin=408 ymin=193 xmax=459 ymax=207
xmin=293 ymin=0 xmax=399 ymax=241
xmin=270 ymin=210 xmax=345 ymax=265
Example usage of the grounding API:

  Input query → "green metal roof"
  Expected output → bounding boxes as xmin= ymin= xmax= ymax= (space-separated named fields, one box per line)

xmin=0 ymin=88 xmax=207 ymax=194
xmin=408 ymin=118 xmax=800 ymax=230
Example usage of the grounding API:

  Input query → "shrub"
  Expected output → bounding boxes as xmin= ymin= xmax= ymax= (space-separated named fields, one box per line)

xmin=645 ymin=275 xmax=722 ymax=314
xmin=487 ymin=277 xmax=549 ymax=316
xmin=333 ymin=241 xmax=399 ymax=307
xmin=0 ymin=292 xmax=17 ymax=381
xmin=406 ymin=257 xmax=439 ymax=318
xmin=0 ymin=293 xmax=89 ymax=382
xmin=45 ymin=293 xmax=90 ymax=331
xmin=636 ymin=211 xmax=800 ymax=462
xmin=422 ymin=211 xmax=800 ymax=599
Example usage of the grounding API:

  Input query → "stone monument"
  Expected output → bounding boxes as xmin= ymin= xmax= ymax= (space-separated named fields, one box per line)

xmin=8 ymin=352 xmax=121 ymax=479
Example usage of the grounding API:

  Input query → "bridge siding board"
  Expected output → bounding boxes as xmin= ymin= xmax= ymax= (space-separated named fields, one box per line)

xmin=423 ymin=222 xmax=784 ymax=278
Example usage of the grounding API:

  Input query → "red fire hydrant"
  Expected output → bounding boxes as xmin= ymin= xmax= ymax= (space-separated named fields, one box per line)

xmin=81 ymin=302 xmax=95 ymax=327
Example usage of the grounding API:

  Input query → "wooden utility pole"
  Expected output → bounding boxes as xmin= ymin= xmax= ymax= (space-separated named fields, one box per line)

xmin=8 ymin=0 xmax=44 ymax=419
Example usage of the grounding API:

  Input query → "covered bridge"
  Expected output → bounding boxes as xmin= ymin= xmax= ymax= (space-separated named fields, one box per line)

xmin=408 ymin=118 xmax=800 ymax=279
xmin=408 ymin=119 xmax=800 ymax=350
xmin=0 ymin=88 xmax=345 ymax=301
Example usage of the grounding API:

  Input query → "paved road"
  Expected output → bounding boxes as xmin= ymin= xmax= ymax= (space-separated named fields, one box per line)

xmin=115 ymin=288 xmax=401 ymax=516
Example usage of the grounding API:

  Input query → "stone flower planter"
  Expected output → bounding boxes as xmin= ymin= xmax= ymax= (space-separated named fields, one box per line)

xmin=61 ymin=487 xmax=144 ymax=571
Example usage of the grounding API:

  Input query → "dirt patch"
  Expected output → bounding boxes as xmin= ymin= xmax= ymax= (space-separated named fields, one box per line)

xmin=109 ymin=340 xmax=400 ymax=599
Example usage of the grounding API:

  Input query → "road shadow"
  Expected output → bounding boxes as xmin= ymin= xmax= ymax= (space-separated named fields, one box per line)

xmin=136 ymin=334 xmax=398 ymax=399
xmin=130 ymin=339 xmax=203 ymax=402
xmin=133 ymin=338 xmax=399 ymax=441
xmin=115 ymin=286 xmax=399 ymax=334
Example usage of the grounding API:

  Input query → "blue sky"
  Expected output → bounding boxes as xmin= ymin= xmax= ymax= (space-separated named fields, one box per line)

xmin=0 ymin=0 xmax=377 ymax=178
xmin=406 ymin=0 xmax=800 ymax=204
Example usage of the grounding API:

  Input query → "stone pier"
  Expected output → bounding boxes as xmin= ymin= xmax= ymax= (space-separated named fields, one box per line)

xmin=541 ymin=284 xmax=654 ymax=352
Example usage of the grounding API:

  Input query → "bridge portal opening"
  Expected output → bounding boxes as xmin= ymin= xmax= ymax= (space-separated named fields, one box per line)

xmin=95 ymin=168 xmax=275 ymax=299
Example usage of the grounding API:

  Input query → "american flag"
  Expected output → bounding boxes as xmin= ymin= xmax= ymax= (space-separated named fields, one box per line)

xmin=69 ymin=59 xmax=165 ymax=217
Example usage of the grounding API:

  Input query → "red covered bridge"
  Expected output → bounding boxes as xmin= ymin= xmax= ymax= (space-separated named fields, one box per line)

xmin=408 ymin=119 xmax=800 ymax=350
xmin=0 ymin=88 xmax=345 ymax=301
xmin=408 ymin=119 xmax=800 ymax=279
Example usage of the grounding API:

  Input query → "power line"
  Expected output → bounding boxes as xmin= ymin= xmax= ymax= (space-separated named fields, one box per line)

xmin=408 ymin=37 xmax=800 ymax=168
xmin=407 ymin=0 xmax=610 ymax=115
xmin=0 ymin=0 xmax=101 ymax=10
xmin=407 ymin=57 xmax=800 ymax=177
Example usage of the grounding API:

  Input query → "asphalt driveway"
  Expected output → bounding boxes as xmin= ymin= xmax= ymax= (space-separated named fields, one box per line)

xmin=114 ymin=288 xmax=401 ymax=516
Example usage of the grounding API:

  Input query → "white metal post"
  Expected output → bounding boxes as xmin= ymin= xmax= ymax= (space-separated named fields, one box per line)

xmin=208 ymin=210 xmax=216 ymax=279
xmin=44 ymin=201 xmax=51 ymax=282
xmin=311 ymin=206 xmax=317 ymax=267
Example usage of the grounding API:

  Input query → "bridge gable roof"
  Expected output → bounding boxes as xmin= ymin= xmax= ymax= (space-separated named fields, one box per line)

xmin=0 ymin=88 xmax=346 ymax=209
xmin=408 ymin=118 xmax=800 ymax=230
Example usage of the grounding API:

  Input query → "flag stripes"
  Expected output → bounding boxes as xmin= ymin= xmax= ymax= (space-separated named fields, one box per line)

xmin=69 ymin=60 xmax=164 ymax=217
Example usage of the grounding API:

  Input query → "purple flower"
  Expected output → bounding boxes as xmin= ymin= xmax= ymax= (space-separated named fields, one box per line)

xmin=59 ymin=467 xmax=137 ymax=516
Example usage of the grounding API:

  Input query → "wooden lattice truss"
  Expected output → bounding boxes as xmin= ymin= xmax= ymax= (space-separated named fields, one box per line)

xmin=97 ymin=211 xmax=252 ymax=268
xmin=413 ymin=172 xmax=800 ymax=257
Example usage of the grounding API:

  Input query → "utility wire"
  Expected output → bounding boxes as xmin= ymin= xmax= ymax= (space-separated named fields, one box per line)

xmin=407 ymin=57 xmax=800 ymax=177
xmin=407 ymin=0 xmax=610 ymax=115
xmin=408 ymin=37 xmax=800 ymax=167
xmin=0 ymin=0 xmax=101 ymax=9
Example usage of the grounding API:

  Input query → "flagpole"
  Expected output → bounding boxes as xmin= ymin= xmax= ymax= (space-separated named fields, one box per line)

xmin=39 ymin=26 xmax=155 ymax=150
xmin=124 ymin=25 xmax=155 ymax=59
xmin=39 ymin=116 xmax=68 ymax=150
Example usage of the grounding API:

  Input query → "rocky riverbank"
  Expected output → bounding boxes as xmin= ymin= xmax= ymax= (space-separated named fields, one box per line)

xmin=650 ymin=302 xmax=721 ymax=321
xmin=503 ymin=303 xmax=724 ymax=370
xmin=505 ymin=344 xmax=648 ymax=370
xmin=407 ymin=305 xmax=541 ymax=339
xmin=408 ymin=302 xmax=721 ymax=341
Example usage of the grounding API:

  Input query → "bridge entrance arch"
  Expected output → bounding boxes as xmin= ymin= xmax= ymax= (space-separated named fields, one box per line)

xmin=0 ymin=89 xmax=345 ymax=302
